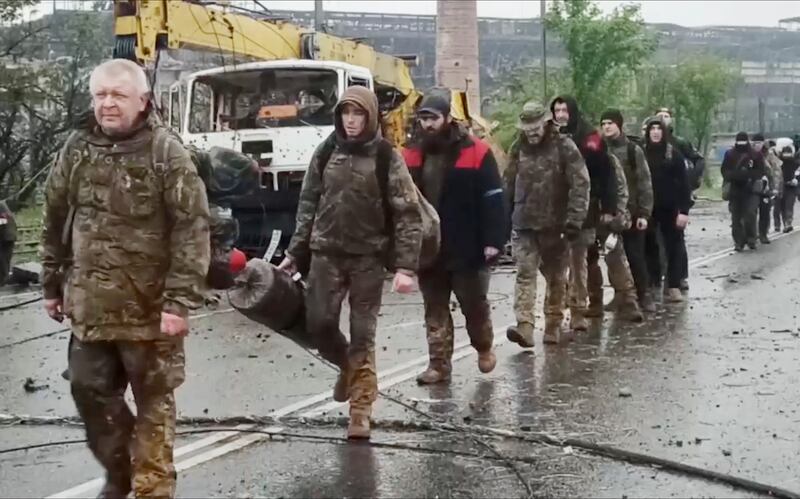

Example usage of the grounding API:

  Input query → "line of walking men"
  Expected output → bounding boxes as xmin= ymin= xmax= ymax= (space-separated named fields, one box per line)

xmin=722 ymin=132 xmax=799 ymax=251
xmin=280 ymin=87 xmax=705 ymax=439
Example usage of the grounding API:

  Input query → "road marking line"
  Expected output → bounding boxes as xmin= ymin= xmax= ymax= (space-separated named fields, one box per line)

xmin=49 ymin=232 xmax=783 ymax=498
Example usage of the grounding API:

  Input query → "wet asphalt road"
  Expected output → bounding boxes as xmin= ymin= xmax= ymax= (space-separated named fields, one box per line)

xmin=1 ymin=200 xmax=799 ymax=498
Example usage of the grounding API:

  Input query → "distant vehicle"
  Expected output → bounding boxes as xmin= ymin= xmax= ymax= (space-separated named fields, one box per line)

xmin=0 ymin=201 xmax=16 ymax=285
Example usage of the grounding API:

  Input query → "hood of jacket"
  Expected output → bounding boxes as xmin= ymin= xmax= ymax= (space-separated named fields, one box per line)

xmin=644 ymin=116 xmax=673 ymax=148
xmin=550 ymin=94 xmax=593 ymax=141
xmin=334 ymin=86 xmax=380 ymax=147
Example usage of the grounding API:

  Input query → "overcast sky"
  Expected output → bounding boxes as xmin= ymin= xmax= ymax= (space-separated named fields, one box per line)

xmin=261 ymin=1 xmax=800 ymax=28
xmin=29 ymin=1 xmax=800 ymax=28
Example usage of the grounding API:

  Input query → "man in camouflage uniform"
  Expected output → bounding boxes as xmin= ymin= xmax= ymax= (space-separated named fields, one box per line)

xmin=601 ymin=109 xmax=655 ymax=314
xmin=279 ymin=86 xmax=422 ymax=439
xmin=40 ymin=59 xmax=210 ymax=498
xmin=504 ymin=102 xmax=590 ymax=347
xmin=751 ymin=133 xmax=782 ymax=243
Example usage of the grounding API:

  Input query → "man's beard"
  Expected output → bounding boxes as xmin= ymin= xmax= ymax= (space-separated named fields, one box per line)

xmin=421 ymin=125 xmax=451 ymax=153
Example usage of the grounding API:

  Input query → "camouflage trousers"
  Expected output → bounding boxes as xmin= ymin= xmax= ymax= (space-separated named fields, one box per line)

xmin=306 ymin=252 xmax=384 ymax=416
xmin=567 ymin=229 xmax=596 ymax=316
xmin=512 ymin=230 xmax=569 ymax=326
xmin=418 ymin=266 xmax=494 ymax=373
xmin=68 ymin=335 xmax=185 ymax=498
xmin=601 ymin=234 xmax=638 ymax=303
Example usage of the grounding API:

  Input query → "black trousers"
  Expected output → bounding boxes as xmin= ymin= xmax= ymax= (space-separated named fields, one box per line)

xmin=622 ymin=228 xmax=648 ymax=300
xmin=645 ymin=208 xmax=685 ymax=289
xmin=758 ymin=197 xmax=773 ymax=238
xmin=729 ymin=194 xmax=759 ymax=247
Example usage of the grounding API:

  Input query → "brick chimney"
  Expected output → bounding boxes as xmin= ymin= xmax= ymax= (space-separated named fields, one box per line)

xmin=435 ymin=0 xmax=480 ymax=114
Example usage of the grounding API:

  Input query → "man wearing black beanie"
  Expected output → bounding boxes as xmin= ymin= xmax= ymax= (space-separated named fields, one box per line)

xmin=722 ymin=132 xmax=768 ymax=250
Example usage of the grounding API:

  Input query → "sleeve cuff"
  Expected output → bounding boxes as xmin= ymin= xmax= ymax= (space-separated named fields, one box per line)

xmin=163 ymin=301 xmax=190 ymax=318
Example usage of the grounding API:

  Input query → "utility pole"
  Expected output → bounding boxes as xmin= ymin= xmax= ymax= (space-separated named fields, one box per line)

xmin=314 ymin=0 xmax=324 ymax=31
xmin=541 ymin=0 xmax=548 ymax=101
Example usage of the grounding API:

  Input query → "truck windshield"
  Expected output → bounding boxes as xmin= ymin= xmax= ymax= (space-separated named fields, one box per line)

xmin=189 ymin=68 xmax=339 ymax=133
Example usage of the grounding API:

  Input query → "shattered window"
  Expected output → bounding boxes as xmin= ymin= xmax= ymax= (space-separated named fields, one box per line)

xmin=189 ymin=68 xmax=339 ymax=132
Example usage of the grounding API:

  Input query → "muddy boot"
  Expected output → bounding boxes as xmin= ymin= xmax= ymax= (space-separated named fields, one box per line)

xmin=543 ymin=319 xmax=562 ymax=345
xmin=679 ymin=278 xmax=690 ymax=291
xmin=570 ymin=313 xmax=588 ymax=333
xmin=333 ymin=368 xmax=351 ymax=402
xmin=585 ymin=299 xmax=604 ymax=318
xmin=416 ymin=361 xmax=451 ymax=385
xmin=784 ymin=225 xmax=794 ymax=233
xmin=97 ymin=474 xmax=131 ymax=499
xmin=347 ymin=411 xmax=371 ymax=440
xmin=604 ymin=293 xmax=621 ymax=312
xmin=747 ymin=240 xmax=758 ymax=250
xmin=639 ymin=291 xmax=657 ymax=313
xmin=665 ymin=288 xmax=684 ymax=303
xmin=760 ymin=235 xmax=771 ymax=244
xmin=506 ymin=322 xmax=535 ymax=349
xmin=619 ymin=295 xmax=644 ymax=323
xmin=477 ymin=350 xmax=497 ymax=374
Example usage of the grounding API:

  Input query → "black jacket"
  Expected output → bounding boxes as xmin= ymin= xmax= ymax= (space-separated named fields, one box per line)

xmin=403 ymin=131 xmax=505 ymax=271
xmin=721 ymin=147 xmax=767 ymax=194
xmin=781 ymin=157 xmax=799 ymax=184
xmin=646 ymin=139 xmax=692 ymax=215
xmin=550 ymin=95 xmax=617 ymax=226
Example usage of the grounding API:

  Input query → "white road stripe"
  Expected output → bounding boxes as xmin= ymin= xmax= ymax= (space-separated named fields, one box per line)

xmin=48 ymin=234 xmax=793 ymax=498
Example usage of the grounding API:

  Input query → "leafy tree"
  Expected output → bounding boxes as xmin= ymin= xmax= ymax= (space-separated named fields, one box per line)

xmin=545 ymin=0 xmax=657 ymax=121
xmin=667 ymin=55 xmax=738 ymax=155
xmin=0 ymin=5 xmax=110 ymax=204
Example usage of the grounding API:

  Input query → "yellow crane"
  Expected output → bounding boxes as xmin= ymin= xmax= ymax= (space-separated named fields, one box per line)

xmin=112 ymin=0 xmax=489 ymax=146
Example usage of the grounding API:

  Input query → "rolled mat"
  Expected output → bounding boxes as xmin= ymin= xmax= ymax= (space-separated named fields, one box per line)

xmin=227 ymin=259 xmax=314 ymax=349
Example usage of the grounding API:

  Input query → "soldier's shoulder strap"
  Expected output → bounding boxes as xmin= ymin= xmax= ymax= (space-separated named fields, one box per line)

xmin=627 ymin=141 xmax=637 ymax=171
xmin=315 ymin=132 xmax=338 ymax=178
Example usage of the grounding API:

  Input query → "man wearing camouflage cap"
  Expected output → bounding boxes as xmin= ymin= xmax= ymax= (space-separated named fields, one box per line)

xmin=504 ymin=102 xmax=590 ymax=347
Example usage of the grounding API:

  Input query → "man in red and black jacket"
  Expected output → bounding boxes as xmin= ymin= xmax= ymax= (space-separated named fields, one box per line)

xmin=402 ymin=90 xmax=506 ymax=385
xmin=550 ymin=95 xmax=618 ymax=329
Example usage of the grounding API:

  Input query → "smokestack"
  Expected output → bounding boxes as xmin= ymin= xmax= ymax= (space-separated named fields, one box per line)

xmin=435 ymin=0 xmax=480 ymax=114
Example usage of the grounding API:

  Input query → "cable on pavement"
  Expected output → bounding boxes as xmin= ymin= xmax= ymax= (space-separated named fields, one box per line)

xmin=0 ymin=295 xmax=43 ymax=312
xmin=2 ymin=413 xmax=799 ymax=499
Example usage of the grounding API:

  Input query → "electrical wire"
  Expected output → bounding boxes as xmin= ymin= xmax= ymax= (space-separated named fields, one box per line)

xmin=3 ymin=416 xmax=799 ymax=499
xmin=0 ymin=295 xmax=43 ymax=313
xmin=0 ymin=327 xmax=69 ymax=350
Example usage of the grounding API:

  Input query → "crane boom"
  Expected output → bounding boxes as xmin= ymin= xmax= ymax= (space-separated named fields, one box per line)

xmin=113 ymin=0 xmax=416 ymax=95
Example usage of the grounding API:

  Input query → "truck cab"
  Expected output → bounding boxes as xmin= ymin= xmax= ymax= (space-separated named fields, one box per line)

xmin=168 ymin=60 xmax=374 ymax=260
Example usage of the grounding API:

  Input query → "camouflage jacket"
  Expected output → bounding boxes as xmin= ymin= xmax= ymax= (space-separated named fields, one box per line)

xmin=40 ymin=114 xmax=211 ymax=341
xmin=764 ymin=150 xmax=784 ymax=197
xmin=504 ymin=128 xmax=590 ymax=232
xmin=610 ymin=154 xmax=631 ymax=232
xmin=606 ymin=135 xmax=654 ymax=220
xmin=287 ymin=136 xmax=423 ymax=272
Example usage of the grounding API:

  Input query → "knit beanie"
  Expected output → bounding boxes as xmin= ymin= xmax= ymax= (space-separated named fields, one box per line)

xmin=600 ymin=108 xmax=624 ymax=129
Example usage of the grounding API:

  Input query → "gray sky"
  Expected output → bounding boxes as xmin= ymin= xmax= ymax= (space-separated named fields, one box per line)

xmin=28 ymin=1 xmax=800 ymax=28
xmin=263 ymin=1 xmax=800 ymax=27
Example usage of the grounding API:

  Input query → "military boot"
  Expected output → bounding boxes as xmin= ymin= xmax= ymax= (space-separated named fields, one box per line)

xmin=347 ymin=411 xmax=371 ymax=440
xmin=477 ymin=350 xmax=497 ymax=374
xmin=665 ymin=288 xmax=684 ymax=303
xmin=784 ymin=225 xmax=794 ymax=233
xmin=618 ymin=293 xmax=644 ymax=322
xmin=570 ymin=312 xmax=588 ymax=333
xmin=506 ymin=322 xmax=535 ymax=348
xmin=333 ymin=368 xmax=351 ymax=402
xmin=97 ymin=474 xmax=131 ymax=499
xmin=760 ymin=235 xmax=771 ymax=244
xmin=543 ymin=318 xmax=562 ymax=345
xmin=416 ymin=360 xmax=451 ymax=385
xmin=639 ymin=290 xmax=657 ymax=313
xmin=585 ymin=299 xmax=604 ymax=318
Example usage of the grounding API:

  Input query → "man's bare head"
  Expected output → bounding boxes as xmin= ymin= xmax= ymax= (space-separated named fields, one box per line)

xmin=89 ymin=59 xmax=150 ymax=136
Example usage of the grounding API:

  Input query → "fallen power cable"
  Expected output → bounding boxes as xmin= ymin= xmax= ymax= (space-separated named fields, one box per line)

xmin=0 ymin=327 xmax=69 ymax=350
xmin=2 ymin=413 xmax=799 ymax=499
xmin=0 ymin=295 xmax=43 ymax=313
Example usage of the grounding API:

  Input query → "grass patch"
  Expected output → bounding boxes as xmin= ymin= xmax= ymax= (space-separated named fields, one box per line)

xmin=14 ymin=204 xmax=43 ymax=228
